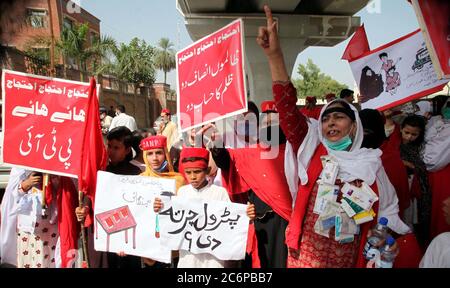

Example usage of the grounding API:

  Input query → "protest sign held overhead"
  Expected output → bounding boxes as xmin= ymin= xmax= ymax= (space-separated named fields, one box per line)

xmin=347 ymin=30 xmax=448 ymax=111
xmin=1 ymin=70 xmax=91 ymax=177
xmin=176 ymin=18 xmax=247 ymax=132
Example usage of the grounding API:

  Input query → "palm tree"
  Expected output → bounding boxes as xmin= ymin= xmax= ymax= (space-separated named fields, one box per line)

xmin=56 ymin=23 xmax=89 ymax=79
xmin=154 ymin=38 xmax=176 ymax=85
xmin=57 ymin=23 xmax=117 ymax=81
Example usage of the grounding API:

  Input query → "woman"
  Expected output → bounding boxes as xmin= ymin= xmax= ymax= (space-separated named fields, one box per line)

xmin=359 ymin=66 xmax=384 ymax=103
xmin=256 ymin=5 xmax=410 ymax=268
xmin=423 ymin=97 xmax=450 ymax=240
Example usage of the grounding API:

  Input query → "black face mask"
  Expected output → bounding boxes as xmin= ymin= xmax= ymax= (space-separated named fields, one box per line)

xmin=259 ymin=125 xmax=287 ymax=146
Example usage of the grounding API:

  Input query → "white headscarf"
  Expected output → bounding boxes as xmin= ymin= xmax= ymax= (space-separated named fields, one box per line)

xmin=415 ymin=101 xmax=432 ymax=117
xmin=285 ymin=99 xmax=382 ymax=196
xmin=284 ymin=100 xmax=410 ymax=235
xmin=0 ymin=168 xmax=31 ymax=266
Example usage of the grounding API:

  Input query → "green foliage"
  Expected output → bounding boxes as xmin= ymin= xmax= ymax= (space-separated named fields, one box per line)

xmin=293 ymin=59 xmax=348 ymax=99
xmin=110 ymin=37 xmax=156 ymax=86
xmin=154 ymin=37 xmax=176 ymax=84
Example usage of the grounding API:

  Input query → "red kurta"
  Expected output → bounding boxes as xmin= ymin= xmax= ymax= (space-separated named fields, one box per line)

xmin=429 ymin=164 xmax=450 ymax=239
xmin=380 ymin=125 xmax=410 ymax=215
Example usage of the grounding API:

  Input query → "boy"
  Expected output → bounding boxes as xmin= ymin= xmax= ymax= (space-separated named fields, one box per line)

xmin=154 ymin=147 xmax=255 ymax=268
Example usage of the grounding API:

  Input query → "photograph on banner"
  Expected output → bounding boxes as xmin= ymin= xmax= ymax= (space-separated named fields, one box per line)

xmin=94 ymin=171 xmax=174 ymax=263
xmin=1 ymin=69 xmax=91 ymax=177
xmin=350 ymin=30 xmax=448 ymax=111
xmin=158 ymin=196 xmax=249 ymax=261
xmin=411 ymin=0 xmax=450 ymax=79
xmin=176 ymin=18 xmax=247 ymax=132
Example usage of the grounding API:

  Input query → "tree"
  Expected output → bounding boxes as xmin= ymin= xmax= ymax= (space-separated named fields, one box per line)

xmin=112 ymin=38 xmax=156 ymax=86
xmin=293 ymin=59 xmax=348 ymax=99
xmin=57 ymin=23 xmax=116 ymax=81
xmin=154 ymin=37 xmax=176 ymax=85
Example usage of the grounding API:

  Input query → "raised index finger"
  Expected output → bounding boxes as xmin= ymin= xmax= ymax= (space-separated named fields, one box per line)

xmin=264 ymin=5 xmax=273 ymax=27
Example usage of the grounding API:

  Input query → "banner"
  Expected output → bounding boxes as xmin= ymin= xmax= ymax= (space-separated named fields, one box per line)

xmin=176 ymin=18 xmax=247 ymax=132
xmin=411 ymin=0 xmax=450 ymax=79
xmin=94 ymin=171 xmax=174 ymax=263
xmin=159 ymin=197 xmax=249 ymax=261
xmin=349 ymin=30 xmax=448 ymax=110
xmin=1 ymin=70 xmax=90 ymax=177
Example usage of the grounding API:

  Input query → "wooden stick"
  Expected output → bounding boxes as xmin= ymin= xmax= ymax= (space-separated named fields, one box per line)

xmin=78 ymin=191 xmax=90 ymax=268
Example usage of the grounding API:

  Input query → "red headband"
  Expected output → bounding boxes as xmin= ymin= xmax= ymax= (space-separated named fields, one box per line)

xmin=261 ymin=100 xmax=277 ymax=113
xmin=140 ymin=135 xmax=167 ymax=151
xmin=180 ymin=147 xmax=209 ymax=169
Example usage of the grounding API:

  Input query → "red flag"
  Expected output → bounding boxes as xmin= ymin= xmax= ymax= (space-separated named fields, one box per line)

xmin=57 ymin=177 xmax=80 ymax=268
xmin=341 ymin=24 xmax=370 ymax=61
xmin=78 ymin=78 xmax=108 ymax=227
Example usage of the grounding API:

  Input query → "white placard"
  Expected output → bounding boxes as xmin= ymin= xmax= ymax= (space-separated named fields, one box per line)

xmin=94 ymin=171 xmax=174 ymax=263
xmin=159 ymin=197 xmax=249 ymax=261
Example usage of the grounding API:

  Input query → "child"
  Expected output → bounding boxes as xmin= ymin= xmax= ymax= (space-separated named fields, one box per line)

xmin=75 ymin=126 xmax=141 ymax=268
xmin=400 ymin=115 xmax=430 ymax=246
xmin=153 ymin=147 xmax=256 ymax=268
xmin=139 ymin=135 xmax=185 ymax=268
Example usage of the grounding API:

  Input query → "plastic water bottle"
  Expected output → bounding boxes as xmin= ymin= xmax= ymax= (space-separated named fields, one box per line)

xmin=363 ymin=217 xmax=388 ymax=260
xmin=375 ymin=236 xmax=398 ymax=268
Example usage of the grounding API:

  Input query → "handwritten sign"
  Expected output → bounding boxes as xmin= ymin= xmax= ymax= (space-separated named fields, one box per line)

xmin=1 ymin=70 xmax=90 ymax=177
xmin=158 ymin=197 xmax=249 ymax=261
xmin=94 ymin=171 xmax=174 ymax=263
xmin=177 ymin=18 xmax=247 ymax=132
xmin=349 ymin=30 xmax=448 ymax=111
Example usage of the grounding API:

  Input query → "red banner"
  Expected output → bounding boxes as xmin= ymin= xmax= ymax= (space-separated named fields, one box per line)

xmin=411 ymin=0 xmax=450 ymax=79
xmin=1 ymin=70 xmax=90 ymax=177
xmin=176 ymin=19 xmax=247 ymax=132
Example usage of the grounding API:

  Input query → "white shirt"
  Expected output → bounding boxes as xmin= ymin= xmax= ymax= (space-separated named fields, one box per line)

xmin=176 ymin=183 xmax=230 ymax=268
xmin=420 ymin=232 xmax=450 ymax=268
xmin=109 ymin=113 xmax=138 ymax=132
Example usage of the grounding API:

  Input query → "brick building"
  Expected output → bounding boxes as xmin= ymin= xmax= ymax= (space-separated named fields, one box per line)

xmin=1 ymin=0 xmax=176 ymax=128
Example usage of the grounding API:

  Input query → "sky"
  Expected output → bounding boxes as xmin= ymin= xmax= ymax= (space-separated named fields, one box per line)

xmin=80 ymin=0 xmax=420 ymax=90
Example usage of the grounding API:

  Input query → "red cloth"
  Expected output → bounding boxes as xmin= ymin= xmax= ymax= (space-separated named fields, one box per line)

xmin=246 ymin=223 xmax=261 ymax=268
xmin=341 ymin=24 xmax=370 ymax=61
xmin=78 ymin=78 xmax=108 ymax=227
xmin=299 ymin=106 xmax=322 ymax=120
xmin=140 ymin=135 xmax=167 ymax=151
xmin=380 ymin=125 xmax=410 ymax=215
xmin=161 ymin=108 xmax=170 ymax=115
xmin=260 ymin=100 xmax=277 ymax=113
xmin=285 ymin=143 xmax=379 ymax=268
xmin=393 ymin=233 xmax=423 ymax=268
xmin=57 ymin=177 xmax=80 ymax=268
xmin=220 ymin=144 xmax=293 ymax=268
xmin=429 ymin=164 xmax=450 ymax=239
xmin=180 ymin=147 xmax=209 ymax=169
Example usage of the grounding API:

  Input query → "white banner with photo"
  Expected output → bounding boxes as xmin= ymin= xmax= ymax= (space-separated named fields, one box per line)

xmin=94 ymin=171 xmax=175 ymax=263
xmin=158 ymin=196 xmax=249 ymax=260
xmin=350 ymin=30 xmax=448 ymax=110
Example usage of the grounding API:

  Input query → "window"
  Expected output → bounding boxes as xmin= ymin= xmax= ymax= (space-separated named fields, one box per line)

xmin=63 ymin=17 xmax=73 ymax=30
xmin=90 ymin=31 xmax=99 ymax=45
xmin=27 ymin=9 xmax=47 ymax=28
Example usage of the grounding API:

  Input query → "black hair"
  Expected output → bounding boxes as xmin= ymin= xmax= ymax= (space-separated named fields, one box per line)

xmin=359 ymin=109 xmax=386 ymax=149
xmin=387 ymin=66 xmax=396 ymax=72
xmin=99 ymin=106 xmax=107 ymax=113
xmin=431 ymin=95 xmax=450 ymax=116
xmin=107 ymin=126 xmax=134 ymax=161
xmin=379 ymin=52 xmax=388 ymax=59
xmin=116 ymin=105 xmax=126 ymax=113
xmin=131 ymin=130 xmax=144 ymax=156
xmin=339 ymin=88 xmax=354 ymax=99
xmin=401 ymin=115 xmax=426 ymax=146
